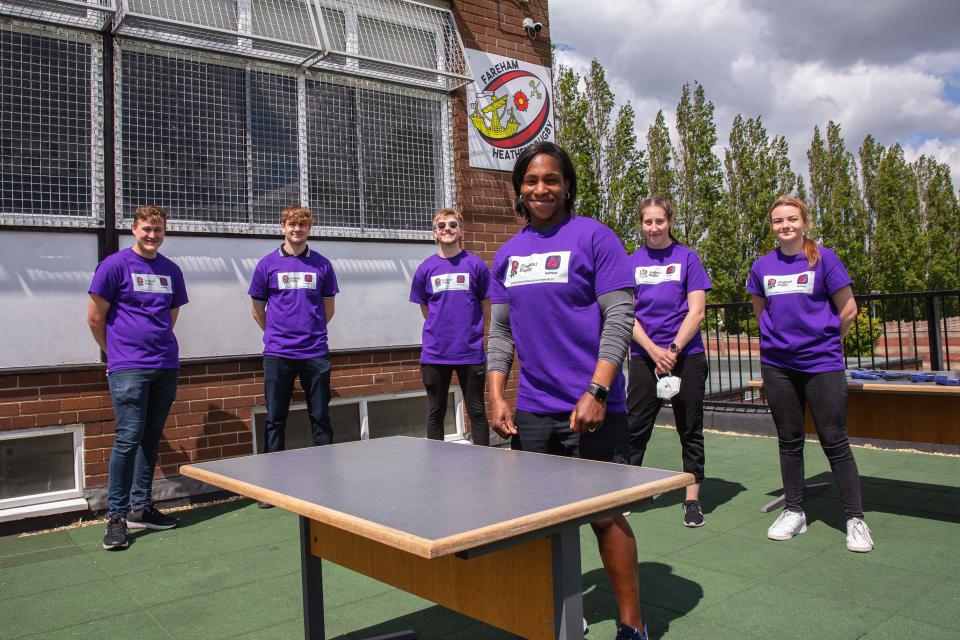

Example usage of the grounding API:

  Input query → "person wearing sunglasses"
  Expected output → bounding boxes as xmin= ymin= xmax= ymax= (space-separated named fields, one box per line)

xmin=409 ymin=208 xmax=492 ymax=444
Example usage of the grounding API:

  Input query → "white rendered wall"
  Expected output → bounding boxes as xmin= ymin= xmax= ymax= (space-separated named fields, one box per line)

xmin=121 ymin=235 xmax=435 ymax=358
xmin=0 ymin=232 xmax=101 ymax=368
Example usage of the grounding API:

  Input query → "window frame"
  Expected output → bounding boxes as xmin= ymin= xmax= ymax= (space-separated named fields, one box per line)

xmin=0 ymin=424 xmax=86 ymax=511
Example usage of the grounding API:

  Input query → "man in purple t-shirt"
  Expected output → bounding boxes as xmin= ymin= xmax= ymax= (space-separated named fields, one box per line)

xmin=88 ymin=205 xmax=188 ymax=551
xmin=248 ymin=207 xmax=339 ymax=506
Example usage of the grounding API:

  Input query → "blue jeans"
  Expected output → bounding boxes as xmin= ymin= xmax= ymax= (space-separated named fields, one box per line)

xmin=263 ymin=355 xmax=332 ymax=453
xmin=106 ymin=368 xmax=179 ymax=518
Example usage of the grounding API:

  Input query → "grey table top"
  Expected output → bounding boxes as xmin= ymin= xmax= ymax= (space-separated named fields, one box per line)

xmin=181 ymin=436 xmax=691 ymax=557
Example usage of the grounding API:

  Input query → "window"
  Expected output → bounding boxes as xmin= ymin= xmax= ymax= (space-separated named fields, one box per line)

xmin=0 ymin=425 xmax=85 ymax=511
xmin=116 ymin=41 xmax=452 ymax=237
xmin=0 ymin=22 xmax=102 ymax=226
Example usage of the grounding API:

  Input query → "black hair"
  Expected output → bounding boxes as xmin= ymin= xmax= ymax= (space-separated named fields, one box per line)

xmin=511 ymin=141 xmax=578 ymax=222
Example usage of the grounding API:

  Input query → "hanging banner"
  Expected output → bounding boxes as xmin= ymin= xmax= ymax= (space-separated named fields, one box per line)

xmin=466 ymin=49 xmax=554 ymax=171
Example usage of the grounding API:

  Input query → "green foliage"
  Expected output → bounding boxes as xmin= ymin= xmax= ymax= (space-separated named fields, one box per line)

xmin=673 ymin=82 xmax=723 ymax=247
xmin=646 ymin=110 xmax=674 ymax=200
xmin=872 ymin=144 xmax=926 ymax=294
xmin=913 ymin=156 xmax=960 ymax=292
xmin=843 ymin=314 xmax=881 ymax=357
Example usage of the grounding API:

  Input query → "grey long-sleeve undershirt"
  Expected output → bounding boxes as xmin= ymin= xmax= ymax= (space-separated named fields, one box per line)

xmin=486 ymin=288 xmax=634 ymax=376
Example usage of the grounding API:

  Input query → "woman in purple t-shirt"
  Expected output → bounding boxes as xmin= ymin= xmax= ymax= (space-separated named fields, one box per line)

xmin=748 ymin=195 xmax=873 ymax=553
xmin=487 ymin=142 xmax=650 ymax=640
xmin=626 ymin=198 xmax=711 ymax=528
xmin=409 ymin=208 xmax=491 ymax=445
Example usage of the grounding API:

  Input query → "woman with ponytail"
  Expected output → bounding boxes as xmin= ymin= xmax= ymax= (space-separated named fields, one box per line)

xmin=747 ymin=196 xmax=873 ymax=552
xmin=626 ymin=198 xmax=711 ymax=528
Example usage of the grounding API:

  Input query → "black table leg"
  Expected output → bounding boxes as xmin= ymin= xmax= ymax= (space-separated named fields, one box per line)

xmin=300 ymin=516 xmax=325 ymax=640
xmin=551 ymin=526 xmax=584 ymax=640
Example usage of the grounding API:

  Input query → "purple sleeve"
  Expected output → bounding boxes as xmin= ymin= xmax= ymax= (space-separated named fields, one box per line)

xmin=322 ymin=261 xmax=339 ymax=297
xmin=686 ymin=250 xmax=712 ymax=293
xmin=247 ymin=260 xmax=267 ymax=300
xmin=822 ymin=250 xmax=852 ymax=295
xmin=490 ymin=250 xmax=508 ymax=304
xmin=592 ymin=225 xmax=633 ymax=296
xmin=171 ymin=265 xmax=189 ymax=309
xmin=409 ymin=261 xmax=428 ymax=304
xmin=88 ymin=257 xmax=122 ymax=304
xmin=475 ymin=258 xmax=492 ymax=300
xmin=746 ymin=259 xmax=763 ymax=296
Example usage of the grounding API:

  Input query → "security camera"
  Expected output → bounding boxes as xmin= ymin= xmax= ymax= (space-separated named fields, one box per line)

xmin=522 ymin=17 xmax=543 ymax=39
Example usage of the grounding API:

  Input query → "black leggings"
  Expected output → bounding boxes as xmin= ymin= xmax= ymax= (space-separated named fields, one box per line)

xmin=626 ymin=352 xmax=707 ymax=483
xmin=761 ymin=364 xmax=864 ymax=519
xmin=421 ymin=363 xmax=489 ymax=445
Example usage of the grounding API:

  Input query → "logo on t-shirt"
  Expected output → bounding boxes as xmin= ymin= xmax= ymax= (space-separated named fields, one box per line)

xmin=131 ymin=272 xmax=173 ymax=294
xmin=277 ymin=272 xmax=318 ymax=290
xmin=431 ymin=272 xmax=470 ymax=292
xmin=504 ymin=251 xmax=571 ymax=287
xmin=762 ymin=271 xmax=815 ymax=296
xmin=635 ymin=263 xmax=682 ymax=286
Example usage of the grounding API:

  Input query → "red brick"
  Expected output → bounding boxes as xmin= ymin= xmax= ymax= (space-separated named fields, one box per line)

xmin=60 ymin=370 xmax=104 ymax=385
xmin=61 ymin=396 xmax=103 ymax=411
xmin=77 ymin=408 xmax=114 ymax=422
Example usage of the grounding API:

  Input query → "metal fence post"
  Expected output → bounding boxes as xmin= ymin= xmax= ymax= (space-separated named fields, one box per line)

xmin=926 ymin=296 xmax=944 ymax=371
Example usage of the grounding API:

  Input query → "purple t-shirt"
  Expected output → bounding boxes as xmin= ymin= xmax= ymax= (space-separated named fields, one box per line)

xmin=629 ymin=243 xmax=711 ymax=359
xmin=490 ymin=215 xmax=634 ymax=414
xmin=248 ymin=246 xmax=339 ymax=359
xmin=88 ymin=248 xmax=188 ymax=373
xmin=409 ymin=250 xmax=491 ymax=365
xmin=747 ymin=247 xmax=852 ymax=372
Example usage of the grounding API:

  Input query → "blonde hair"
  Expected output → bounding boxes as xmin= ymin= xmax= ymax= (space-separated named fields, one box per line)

xmin=432 ymin=208 xmax=464 ymax=248
xmin=280 ymin=206 xmax=312 ymax=226
xmin=769 ymin=195 xmax=819 ymax=267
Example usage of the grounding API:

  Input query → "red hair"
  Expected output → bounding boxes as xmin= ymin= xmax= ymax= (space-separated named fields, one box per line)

xmin=769 ymin=195 xmax=819 ymax=267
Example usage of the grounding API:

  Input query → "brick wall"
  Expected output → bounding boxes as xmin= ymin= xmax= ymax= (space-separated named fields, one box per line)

xmin=0 ymin=0 xmax=549 ymax=507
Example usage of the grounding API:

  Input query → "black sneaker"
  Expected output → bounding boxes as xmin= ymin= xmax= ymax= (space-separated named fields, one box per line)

xmin=615 ymin=623 xmax=648 ymax=640
xmin=682 ymin=500 xmax=705 ymax=528
xmin=102 ymin=514 xmax=129 ymax=550
xmin=127 ymin=504 xmax=179 ymax=530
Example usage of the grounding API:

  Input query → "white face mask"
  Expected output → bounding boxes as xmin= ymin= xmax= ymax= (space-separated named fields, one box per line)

xmin=655 ymin=371 xmax=681 ymax=399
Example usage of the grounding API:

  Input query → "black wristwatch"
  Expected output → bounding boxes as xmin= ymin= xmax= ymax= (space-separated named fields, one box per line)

xmin=669 ymin=342 xmax=680 ymax=353
xmin=586 ymin=381 xmax=609 ymax=403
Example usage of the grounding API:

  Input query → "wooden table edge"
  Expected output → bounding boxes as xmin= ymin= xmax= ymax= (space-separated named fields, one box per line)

xmin=181 ymin=464 xmax=694 ymax=560
xmin=747 ymin=379 xmax=960 ymax=395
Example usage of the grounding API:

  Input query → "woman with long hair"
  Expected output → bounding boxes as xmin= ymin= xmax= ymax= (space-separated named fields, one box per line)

xmin=626 ymin=197 xmax=711 ymax=527
xmin=409 ymin=208 xmax=491 ymax=445
xmin=487 ymin=141 xmax=650 ymax=640
xmin=748 ymin=195 xmax=873 ymax=552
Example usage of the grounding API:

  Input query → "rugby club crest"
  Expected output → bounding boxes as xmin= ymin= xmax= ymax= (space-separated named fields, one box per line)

xmin=466 ymin=49 xmax=554 ymax=170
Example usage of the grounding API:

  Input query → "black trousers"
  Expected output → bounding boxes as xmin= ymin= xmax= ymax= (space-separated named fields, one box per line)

xmin=420 ymin=363 xmax=489 ymax=445
xmin=626 ymin=352 xmax=707 ymax=483
xmin=761 ymin=364 xmax=864 ymax=519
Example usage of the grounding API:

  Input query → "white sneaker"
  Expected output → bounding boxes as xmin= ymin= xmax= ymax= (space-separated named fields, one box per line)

xmin=767 ymin=509 xmax=807 ymax=540
xmin=846 ymin=517 xmax=874 ymax=552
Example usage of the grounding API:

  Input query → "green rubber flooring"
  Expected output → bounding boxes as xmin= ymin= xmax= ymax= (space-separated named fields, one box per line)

xmin=1 ymin=429 xmax=957 ymax=640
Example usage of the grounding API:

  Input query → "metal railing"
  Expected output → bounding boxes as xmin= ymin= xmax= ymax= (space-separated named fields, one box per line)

xmin=699 ymin=289 xmax=960 ymax=409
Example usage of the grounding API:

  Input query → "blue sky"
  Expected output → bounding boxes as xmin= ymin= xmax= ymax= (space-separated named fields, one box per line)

xmin=548 ymin=0 xmax=960 ymax=186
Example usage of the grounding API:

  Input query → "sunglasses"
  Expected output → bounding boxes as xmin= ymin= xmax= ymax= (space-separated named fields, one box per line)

xmin=435 ymin=220 xmax=459 ymax=230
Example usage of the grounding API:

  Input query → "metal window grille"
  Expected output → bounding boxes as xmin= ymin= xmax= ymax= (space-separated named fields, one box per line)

xmin=116 ymin=41 xmax=452 ymax=237
xmin=112 ymin=0 xmax=472 ymax=91
xmin=0 ymin=0 xmax=115 ymax=32
xmin=0 ymin=20 xmax=103 ymax=227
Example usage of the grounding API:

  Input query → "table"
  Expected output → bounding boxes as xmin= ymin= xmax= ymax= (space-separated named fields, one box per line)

xmin=180 ymin=436 xmax=693 ymax=640
xmin=747 ymin=371 xmax=960 ymax=446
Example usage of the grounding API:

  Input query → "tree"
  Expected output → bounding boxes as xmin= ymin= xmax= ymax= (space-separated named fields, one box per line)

xmin=707 ymin=114 xmax=796 ymax=303
xmin=913 ymin=156 xmax=959 ymax=292
xmin=806 ymin=123 xmax=870 ymax=294
xmin=872 ymin=144 xmax=925 ymax=294
xmin=646 ymin=109 xmax=674 ymax=200
xmin=604 ymin=102 xmax=647 ymax=250
xmin=672 ymin=82 xmax=722 ymax=248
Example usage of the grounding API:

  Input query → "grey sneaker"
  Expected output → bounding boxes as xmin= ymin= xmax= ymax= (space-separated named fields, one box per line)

xmin=127 ymin=504 xmax=179 ymax=530
xmin=846 ymin=517 xmax=874 ymax=552
xmin=767 ymin=509 xmax=807 ymax=540
xmin=102 ymin=514 xmax=129 ymax=550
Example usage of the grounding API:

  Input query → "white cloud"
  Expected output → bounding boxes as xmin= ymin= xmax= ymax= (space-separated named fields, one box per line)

xmin=903 ymin=138 xmax=960 ymax=189
xmin=550 ymin=0 xmax=960 ymax=187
